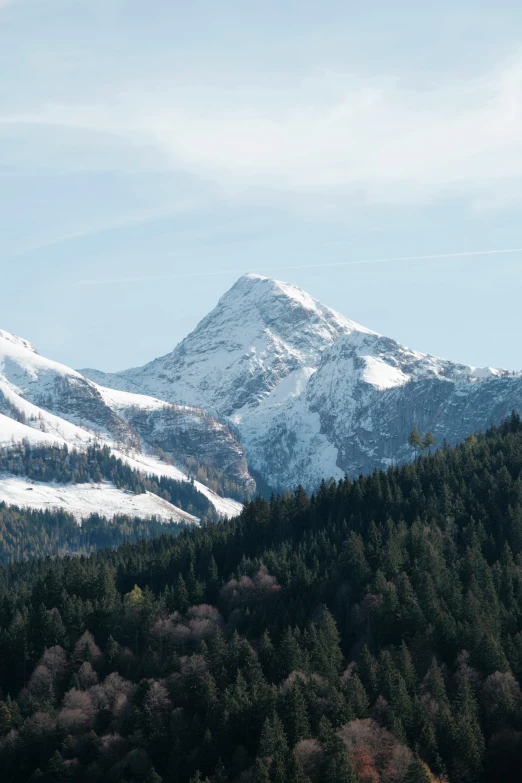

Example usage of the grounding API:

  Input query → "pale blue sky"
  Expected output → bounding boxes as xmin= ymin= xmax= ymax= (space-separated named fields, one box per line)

xmin=1 ymin=0 xmax=522 ymax=371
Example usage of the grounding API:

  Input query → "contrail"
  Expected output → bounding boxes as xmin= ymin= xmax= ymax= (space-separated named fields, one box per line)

xmin=71 ymin=246 xmax=522 ymax=287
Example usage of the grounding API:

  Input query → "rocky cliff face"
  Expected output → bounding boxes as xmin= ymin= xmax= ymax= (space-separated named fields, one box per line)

xmin=98 ymin=388 xmax=254 ymax=495
xmin=84 ymin=274 xmax=522 ymax=492
xmin=237 ymin=329 xmax=520 ymax=489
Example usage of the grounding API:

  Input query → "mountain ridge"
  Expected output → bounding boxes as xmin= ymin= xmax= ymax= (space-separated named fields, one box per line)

xmin=81 ymin=273 xmax=375 ymax=414
xmin=0 ymin=329 xmax=248 ymax=520
xmin=83 ymin=273 xmax=521 ymax=490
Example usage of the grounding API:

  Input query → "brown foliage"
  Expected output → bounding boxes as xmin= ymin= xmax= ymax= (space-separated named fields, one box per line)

xmin=58 ymin=689 xmax=96 ymax=734
xmin=77 ymin=662 xmax=98 ymax=690
xmin=338 ymin=719 xmax=413 ymax=783
xmin=220 ymin=566 xmax=281 ymax=610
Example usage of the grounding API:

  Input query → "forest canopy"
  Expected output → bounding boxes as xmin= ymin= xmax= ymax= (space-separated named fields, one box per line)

xmin=1 ymin=415 xmax=522 ymax=781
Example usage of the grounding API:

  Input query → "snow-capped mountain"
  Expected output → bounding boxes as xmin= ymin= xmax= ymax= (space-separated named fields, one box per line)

xmin=82 ymin=273 xmax=374 ymax=414
xmin=0 ymin=329 xmax=247 ymax=519
xmin=84 ymin=274 xmax=522 ymax=491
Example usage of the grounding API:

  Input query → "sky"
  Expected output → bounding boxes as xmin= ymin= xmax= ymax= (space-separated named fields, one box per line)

xmin=1 ymin=0 xmax=522 ymax=372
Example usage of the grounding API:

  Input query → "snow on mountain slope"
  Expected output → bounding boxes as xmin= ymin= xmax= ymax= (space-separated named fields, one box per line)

xmin=0 ymin=330 xmax=247 ymax=517
xmin=83 ymin=273 xmax=374 ymax=415
xmin=97 ymin=385 xmax=254 ymax=496
xmin=105 ymin=450 xmax=243 ymax=519
xmin=0 ymin=412 xmax=70 ymax=448
xmin=0 ymin=474 xmax=199 ymax=524
xmin=0 ymin=329 xmax=130 ymax=442
xmin=83 ymin=274 xmax=522 ymax=492
xmin=237 ymin=329 xmax=520 ymax=489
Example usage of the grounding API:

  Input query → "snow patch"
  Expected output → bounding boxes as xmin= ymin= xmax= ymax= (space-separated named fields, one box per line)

xmin=361 ymin=356 xmax=409 ymax=390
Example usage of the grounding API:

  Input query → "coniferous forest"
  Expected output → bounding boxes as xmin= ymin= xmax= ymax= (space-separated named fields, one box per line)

xmin=0 ymin=504 xmax=188 ymax=566
xmin=2 ymin=416 xmax=522 ymax=781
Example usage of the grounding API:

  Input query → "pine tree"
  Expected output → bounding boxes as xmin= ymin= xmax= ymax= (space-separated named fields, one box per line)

xmin=318 ymin=717 xmax=357 ymax=783
xmin=277 ymin=627 xmax=305 ymax=680
xmin=0 ymin=702 xmax=12 ymax=735
xmin=212 ymin=759 xmax=228 ymax=783
xmin=452 ymin=677 xmax=485 ymax=782
xmin=280 ymin=679 xmax=311 ymax=745
xmin=253 ymin=757 xmax=271 ymax=783
xmin=46 ymin=750 xmax=69 ymax=781
xmin=105 ymin=635 xmax=119 ymax=667
xmin=423 ymin=432 xmax=436 ymax=454
xmin=269 ymin=752 xmax=287 ymax=783
xmin=174 ymin=574 xmax=190 ymax=613
xmin=145 ymin=767 xmax=163 ymax=783
xmin=285 ymin=749 xmax=311 ymax=783
xmin=358 ymin=646 xmax=379 ymax=701
xmin=405 ymin=756 xmax=431 ymax=783
xmin=344 ymin=673 xmax=370 ymax=719
xmin=397 ymin=641 xmax=417 ymax=693
xmin=408 ymin=427 xmax=423 ymax=459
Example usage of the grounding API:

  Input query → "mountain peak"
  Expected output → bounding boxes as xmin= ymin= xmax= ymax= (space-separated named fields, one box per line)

xmin=87 ymin=273 xmax=372 ymax=416
xmin=79 ymin=274 xmax=522 ymax=493
xmin=0 ymin=329 xmax=39 ymax=355
xmin=220 ymin=273 xmax=374 ymax=335
xmin=239 ymin=272 xmax=268 ymax=282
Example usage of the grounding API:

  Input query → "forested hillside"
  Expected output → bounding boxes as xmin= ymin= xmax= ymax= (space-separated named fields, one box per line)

xmin=0 ymin=504 xmax=187 ymax=565
xmin=2 ymin=416 xmax=522 ymax=782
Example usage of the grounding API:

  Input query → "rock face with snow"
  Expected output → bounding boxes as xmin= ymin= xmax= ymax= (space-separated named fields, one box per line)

xmin=0 ymin=329 xmax=251 ymax=518
xmin=84 ymin=274 xmax=522 ymax=492
xmin=83 ymin=274 xmax=374 ymax=414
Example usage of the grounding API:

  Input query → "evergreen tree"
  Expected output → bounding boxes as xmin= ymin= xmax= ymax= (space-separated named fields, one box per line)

xmin=46 ymin=750 xmax=69 ymax=781
xmin=405 ymin=756 xmax=431 ymax=783
xmin=280 ymin=680 xmax=311 ymax=745
xmin=318 ymin=717 xmax=357 ymax=783
xmin=145 ymin=768 xmax=163 ymax=783
xmin=174 ymin=574 xmax=190 ymax=613
xmin=285 ymin=750 xmax=311 ymax=783
xmin=408 ymin=426 xmax=423 ymax=459
xmin=423 ymin=432 xmax=436 ymax=454
xmin=253 ymin=758 xmax=271 ymax=783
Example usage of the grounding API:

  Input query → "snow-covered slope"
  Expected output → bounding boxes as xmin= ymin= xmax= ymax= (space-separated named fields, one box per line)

xmin=84 ymin=274 xmax=522 ymax=491
xmin=239 ymin=329 xmax=519 ymax=488
xmin=0 ymin=331 xmax=246 ymax=518
xmin=0 ymin=474 xmax=198 ymax=524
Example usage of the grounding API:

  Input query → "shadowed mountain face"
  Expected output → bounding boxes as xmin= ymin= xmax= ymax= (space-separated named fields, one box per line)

xmin=79 ymin=273 xmax=521 ymax=491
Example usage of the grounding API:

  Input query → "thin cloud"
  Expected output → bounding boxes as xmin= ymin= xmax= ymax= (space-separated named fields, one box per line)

xmin=69 ymin=247 xmax=522 ymax=288
xmin=6 ymin=202 xmax=204 ymax=262
xmin=3 ymin=55 xmax=522 ymax=206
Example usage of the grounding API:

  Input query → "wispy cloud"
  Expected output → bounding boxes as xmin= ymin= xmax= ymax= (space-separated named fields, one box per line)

xmin=5 ymin=202 xmax=204 ymax=262
xmin=68 ymin=247 xmax=522 ymax=288
xmin=2 ymin=55 xmax=522 ymax=207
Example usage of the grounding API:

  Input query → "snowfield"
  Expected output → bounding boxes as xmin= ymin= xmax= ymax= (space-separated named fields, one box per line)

xmin=0 ymin=474 xmax=199 ymax=524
